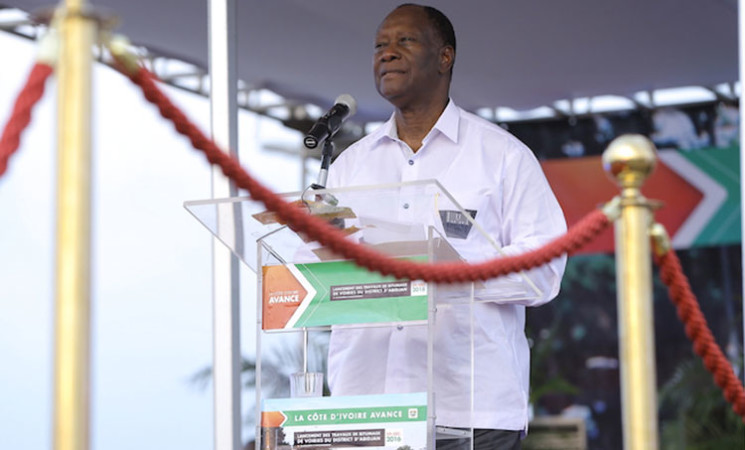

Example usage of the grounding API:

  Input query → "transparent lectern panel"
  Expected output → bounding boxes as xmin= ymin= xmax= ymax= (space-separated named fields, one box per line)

xmin=184 ymin=179 xmax=543 ymax=303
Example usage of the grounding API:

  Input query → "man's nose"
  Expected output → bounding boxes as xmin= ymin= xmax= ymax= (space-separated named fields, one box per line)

xmin=376 ymin=43 xmax=401 ymax=62
xmin=378 ymin=48 xmax=399 ymax=62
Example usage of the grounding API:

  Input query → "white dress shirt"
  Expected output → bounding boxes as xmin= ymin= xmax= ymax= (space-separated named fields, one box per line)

xmin=325 ymin=100 xmax=567 ymax=431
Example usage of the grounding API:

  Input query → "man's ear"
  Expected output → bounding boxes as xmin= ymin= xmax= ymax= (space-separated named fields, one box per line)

xmin=439 ymin=46 xmax=455 ymax=74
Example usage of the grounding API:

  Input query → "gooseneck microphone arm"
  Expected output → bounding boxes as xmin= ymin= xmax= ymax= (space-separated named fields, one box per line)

xmin=314 ymin=139 xmax=335 ymax=189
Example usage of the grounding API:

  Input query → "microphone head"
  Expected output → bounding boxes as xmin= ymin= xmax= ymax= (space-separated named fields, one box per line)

xmin=335 ymin=94 xmax=357 ymax=117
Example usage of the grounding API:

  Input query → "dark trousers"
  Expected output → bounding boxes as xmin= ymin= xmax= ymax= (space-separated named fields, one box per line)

xmin=436 ymin=429 xmax=521 ymax=450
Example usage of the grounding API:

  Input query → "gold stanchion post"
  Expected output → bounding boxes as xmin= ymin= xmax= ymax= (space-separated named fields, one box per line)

xmin=602 ymin=134 xmax=659 ymax=449
xmin=53 ymin=0 xmax=95 ymax=449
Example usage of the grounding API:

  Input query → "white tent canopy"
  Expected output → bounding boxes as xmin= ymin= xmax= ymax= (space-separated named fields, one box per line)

xmin=1 ymin=0 xmax=739 ymax=122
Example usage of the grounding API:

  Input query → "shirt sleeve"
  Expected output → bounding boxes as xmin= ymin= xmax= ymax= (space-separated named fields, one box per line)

xmin=488 ymin=138 xmax=567 ymax=307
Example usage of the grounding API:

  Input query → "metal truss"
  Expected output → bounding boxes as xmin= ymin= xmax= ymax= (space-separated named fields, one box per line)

xmin=0 ymin=5 xmax=738 ymax=140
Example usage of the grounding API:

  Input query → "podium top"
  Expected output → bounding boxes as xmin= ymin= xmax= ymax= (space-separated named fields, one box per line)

xmin=185 ymin=179 xmax=542 ymax=302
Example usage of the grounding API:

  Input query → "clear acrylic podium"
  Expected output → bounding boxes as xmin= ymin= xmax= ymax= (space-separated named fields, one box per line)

xmin=185 ymin=179 xmax=543 ymax=449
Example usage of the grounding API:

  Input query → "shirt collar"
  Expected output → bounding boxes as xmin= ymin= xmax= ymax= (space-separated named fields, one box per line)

xmin=428 ymin=99 xmax=459 ymax=144
xmin=377 ymin=99 xmax=460 ymax=145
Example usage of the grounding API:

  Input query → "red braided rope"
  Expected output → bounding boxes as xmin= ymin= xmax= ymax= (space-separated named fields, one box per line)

xmin=0 ymin=63 xmax=54 ymax=178
xmin=123 ymin=64 xmax=610 ymax=282
xmin=655 ymin=249 xmax=745 ymax=421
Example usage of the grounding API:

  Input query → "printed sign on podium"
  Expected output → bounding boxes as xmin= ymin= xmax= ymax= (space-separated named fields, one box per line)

xmin=260 ymin=393 xmax=427 ymax=449
xmin=261 ymin=258 xmax=429 ymax=330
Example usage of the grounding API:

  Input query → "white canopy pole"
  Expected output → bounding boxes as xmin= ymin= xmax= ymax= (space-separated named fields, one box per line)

xmin=208 ymin=0 xmax=242 ymax=449
xmin=737 ymin=0 xmax=745 ymax=379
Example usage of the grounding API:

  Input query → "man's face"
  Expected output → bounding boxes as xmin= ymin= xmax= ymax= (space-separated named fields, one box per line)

xmin=373 ymin=6 xmax=447 ymax=107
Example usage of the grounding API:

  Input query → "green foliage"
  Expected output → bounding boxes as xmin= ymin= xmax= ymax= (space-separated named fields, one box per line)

xmin=659 ymin=358 xmax=745 ymax=450
xmin=528 ymin=313 xmax=579 ymax=405
xmin=528 ymin=254 xmax=617 ymax=408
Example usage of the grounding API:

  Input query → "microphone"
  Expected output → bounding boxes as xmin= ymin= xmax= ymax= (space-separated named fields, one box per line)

xmin=304 ymin=94 xmax=357 ymax=149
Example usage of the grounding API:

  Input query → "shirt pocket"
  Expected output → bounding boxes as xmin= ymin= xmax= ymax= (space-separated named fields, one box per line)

xmin=433 ymin=191 xmax=497 ymax=262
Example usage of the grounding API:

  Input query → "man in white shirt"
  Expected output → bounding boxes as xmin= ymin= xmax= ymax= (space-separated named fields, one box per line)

xmin=325 ymin=4 xmax=567 ymax=449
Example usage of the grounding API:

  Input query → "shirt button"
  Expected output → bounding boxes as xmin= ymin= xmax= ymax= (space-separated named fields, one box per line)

xmin=402 ymin=203 xmax=410 ymax=209
xmin=408 ymin=159 xmax=414 ymax=165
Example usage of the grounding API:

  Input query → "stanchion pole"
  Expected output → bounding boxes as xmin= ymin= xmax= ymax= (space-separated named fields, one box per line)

xmin=602 ymin=135 xmax=659 ymax=450
xmin=53 ymin=0 xmax=95 ymax=449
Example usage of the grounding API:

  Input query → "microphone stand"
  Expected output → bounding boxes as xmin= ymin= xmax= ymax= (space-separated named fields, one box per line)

xmin=313 ymin=139 xmax=335 ymax=191
xmin=307 ymin=138 xmax=339 ymax=207
xmin=299 ymin=139 xmax=337 ymax=388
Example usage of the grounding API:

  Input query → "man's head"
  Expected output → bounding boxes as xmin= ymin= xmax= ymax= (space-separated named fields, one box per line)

xmin=373 ymin=3 xmax=456 ymax=110
xmin=415 ymin=4 xmax=456 ymax=56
